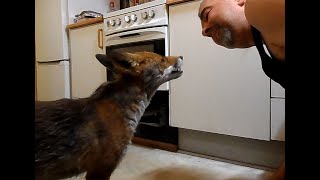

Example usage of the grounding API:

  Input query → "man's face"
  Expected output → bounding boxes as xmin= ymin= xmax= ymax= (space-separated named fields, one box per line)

xmin=198 ymin=0 xmax=236 ymax=48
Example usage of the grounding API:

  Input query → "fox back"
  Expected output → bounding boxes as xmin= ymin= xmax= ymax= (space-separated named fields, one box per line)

xmin=35 ymin=51 xmax=183 ymax=180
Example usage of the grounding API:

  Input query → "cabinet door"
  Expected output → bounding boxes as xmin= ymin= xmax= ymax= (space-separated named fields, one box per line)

xmin=169 ymin=0 xmax=271 ymax=140
xmin=271 ymin=98 xmax=285 ymax=141
xmin=35 ymin=0 xmax=69 ymax=61
xmin=69 ymin=23 xmax=106 ymax=98
xmin=36 ymin=61 xmax=70 ymax=101
xmin=271 ymin=80 xmax=285 ymax=98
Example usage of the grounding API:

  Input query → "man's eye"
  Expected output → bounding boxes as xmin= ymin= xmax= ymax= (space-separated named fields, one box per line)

xmin=205 ymin=9 xmax=212 ymax=20
xmin=205 ymin=12 xmax=209 ymax=20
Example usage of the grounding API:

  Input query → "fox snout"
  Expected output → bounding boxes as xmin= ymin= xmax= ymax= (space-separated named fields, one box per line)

xmin=175 ymin=56 xmax=183 ymax=69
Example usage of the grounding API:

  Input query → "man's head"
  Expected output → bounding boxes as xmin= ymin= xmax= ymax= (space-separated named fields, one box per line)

xmin=198 ymin=0 xmax=254 ymax=49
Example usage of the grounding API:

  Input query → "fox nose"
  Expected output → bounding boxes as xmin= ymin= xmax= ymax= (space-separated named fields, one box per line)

xmin=175 ymin=56 xmax=183 ymax=68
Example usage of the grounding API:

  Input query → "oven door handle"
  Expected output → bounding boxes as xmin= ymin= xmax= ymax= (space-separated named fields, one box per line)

xmin=119 ymin=33 xmax=141 ymax=38
xmin=105 ymin=27 xmax=167 ymax=47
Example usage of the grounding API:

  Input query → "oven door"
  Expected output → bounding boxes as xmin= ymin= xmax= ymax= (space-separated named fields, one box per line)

xmin=104 ymin=26 xmax=169 ymax=90
xmin=104 ymin=26 xmax=178 ymax=145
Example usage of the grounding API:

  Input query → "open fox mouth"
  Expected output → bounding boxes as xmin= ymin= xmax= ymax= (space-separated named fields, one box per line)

xmin=172 ymin=67 xmax=182 ymax=73
xmin=160 ymin=69 xmax=182 ymax=84
xmin=170 ymin=67 xmax=183 ymax=77
xmin=159 ymin=58 xmax=183 ymax=85
xmin=171 ymin=57 xmax=183 ymax=76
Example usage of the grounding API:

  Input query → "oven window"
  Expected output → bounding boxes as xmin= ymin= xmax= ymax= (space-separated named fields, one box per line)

xmin=105 ymin=39 xmax=165 ymax=81
xmin=106 ymin=39 xmax=164 ymax=55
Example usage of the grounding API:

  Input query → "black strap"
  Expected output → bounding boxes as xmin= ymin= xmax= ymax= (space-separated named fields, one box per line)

xmin=251 ymin=26 xmax=286 ymax=89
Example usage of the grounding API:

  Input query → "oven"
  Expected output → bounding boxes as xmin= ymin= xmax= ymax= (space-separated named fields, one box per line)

xmin=105 ymin=27 xmax=168 ymax=90
xmin=103 ymin=1 xmax=178 ymax=146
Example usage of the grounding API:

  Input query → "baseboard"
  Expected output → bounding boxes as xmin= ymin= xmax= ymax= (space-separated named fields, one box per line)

xmin=132 ymin=137 xmax=178 ymax=152
xmin=178 ymin=128 xmax=285 ymax=169
xmin=178 ymin=150 xmax=276 ymax=172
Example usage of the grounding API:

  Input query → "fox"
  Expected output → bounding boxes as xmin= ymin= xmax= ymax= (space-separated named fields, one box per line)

xmin=35 ymin=51 xmax=183 ymax=180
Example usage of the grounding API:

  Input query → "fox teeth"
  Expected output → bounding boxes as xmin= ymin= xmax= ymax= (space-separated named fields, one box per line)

xmin=172 ymin=68 xmax=180 ymax=72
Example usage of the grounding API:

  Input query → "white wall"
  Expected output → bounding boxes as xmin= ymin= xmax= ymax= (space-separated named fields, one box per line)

xmin=68 ymin=0 xmax=110 ymax=24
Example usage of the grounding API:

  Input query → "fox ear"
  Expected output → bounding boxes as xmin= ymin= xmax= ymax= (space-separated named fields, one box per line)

xmin=109 ymin=51 xmax=133 ymax=70
xmin=95 ymin=54 xmax=116 ymax=72
xmin=95 ymin=51 xmax=134 ymax=73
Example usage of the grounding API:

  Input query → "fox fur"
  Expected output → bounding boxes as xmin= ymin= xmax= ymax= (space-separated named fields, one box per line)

xmin=35 ymin=51 xmax=183 ymax=180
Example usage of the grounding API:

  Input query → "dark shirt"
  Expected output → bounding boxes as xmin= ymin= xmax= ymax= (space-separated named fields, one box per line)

xmin=251 ymin=26 xmax=286 ymax=89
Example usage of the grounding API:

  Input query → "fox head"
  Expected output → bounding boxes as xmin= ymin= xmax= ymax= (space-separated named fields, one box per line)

xmin=95 ymin=51 xmax=183 ymax=89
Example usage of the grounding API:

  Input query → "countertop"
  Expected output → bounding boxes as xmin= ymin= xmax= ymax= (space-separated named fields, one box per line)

xmin=66 ymin=17 xmax=103 ymax=30
xmin=66 ymin=0 xmax=194 ymax=29
xmin=166 ymin=0 xmax=194 ymax=5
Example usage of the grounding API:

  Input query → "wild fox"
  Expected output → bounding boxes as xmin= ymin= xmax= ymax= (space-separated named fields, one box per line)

xmin=35 ymin=51 xmax=183 ymax=180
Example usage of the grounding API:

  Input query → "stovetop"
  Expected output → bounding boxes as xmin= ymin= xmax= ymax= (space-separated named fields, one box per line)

xmin=103 ymin=0 xmax=168 ymax=35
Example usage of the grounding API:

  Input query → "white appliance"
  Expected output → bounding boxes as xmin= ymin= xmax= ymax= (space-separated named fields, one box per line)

xmin=103 ymin=0 xmax=168 ymax=90
xmin=36 ymin=61 xmax=70 ymax=101
xmin=103 ymin=0 xmax=179 ymax=145
xmin=35 ymin=0 xmax=111 ymax=101
xmin=35 ymin=0 xmax=70 ymax=101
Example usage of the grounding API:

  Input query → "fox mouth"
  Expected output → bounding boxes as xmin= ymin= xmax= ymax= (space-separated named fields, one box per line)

xmin=159 ymin=68 xmax=183 ymax=85
xmin=158 ymin=58 xmax=183 ymax=85
xmin=169 ymin=66 xmax=183 ymax=79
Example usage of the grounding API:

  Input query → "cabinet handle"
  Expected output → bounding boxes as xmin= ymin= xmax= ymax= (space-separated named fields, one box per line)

xmin=98 ymin=29 xmax=103 ymax=49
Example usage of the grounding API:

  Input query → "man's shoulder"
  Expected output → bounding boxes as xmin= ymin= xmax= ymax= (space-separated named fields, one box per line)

xmin=244 ymin=0 xmax=285 ymax=33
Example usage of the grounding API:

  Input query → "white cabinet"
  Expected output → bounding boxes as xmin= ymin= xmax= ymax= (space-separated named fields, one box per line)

xmin=169 ymin=0 xmax=271 ymax=140
xmin=36 ymin=61 xmax=70 ymax=101
xmin=270 ymin=80 xmax=285 ymax=141
xmin=271 ymin=98 xmax=285 ymax=141
xmin=69 ymin=23 xmax=107 ymax=98
xmin=271 ymin=80 xmax=285 ymax=98
xmin=35 ymin=0 xmax=69 ymax=62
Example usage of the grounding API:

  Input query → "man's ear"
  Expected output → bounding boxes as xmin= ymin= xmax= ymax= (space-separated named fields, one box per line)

xmin=236 ymin=0 xmax=245 ymax=6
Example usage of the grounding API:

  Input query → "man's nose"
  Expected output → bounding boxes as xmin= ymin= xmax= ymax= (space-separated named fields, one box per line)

xmin=202 ymin=23 xmax=210 ymax=37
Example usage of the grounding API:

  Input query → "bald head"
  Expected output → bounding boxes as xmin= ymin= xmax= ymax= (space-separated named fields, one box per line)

xmin=198 ymin=0 xmax=254 ymax=49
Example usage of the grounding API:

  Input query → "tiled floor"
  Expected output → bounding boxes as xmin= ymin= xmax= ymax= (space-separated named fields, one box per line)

xmin=67 ymin=144 xmax=272 ymax=180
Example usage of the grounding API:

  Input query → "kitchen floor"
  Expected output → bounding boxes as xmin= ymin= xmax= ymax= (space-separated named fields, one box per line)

xmin=66 ymin=144 xmax=272 ymax=180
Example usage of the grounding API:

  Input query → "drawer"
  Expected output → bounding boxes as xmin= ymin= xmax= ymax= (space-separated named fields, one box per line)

xmin=271 ymin=80 xmax=285 ymax=98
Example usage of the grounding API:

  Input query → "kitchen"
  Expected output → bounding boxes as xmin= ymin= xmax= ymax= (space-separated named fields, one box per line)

xmin=35 ymin=0 xmax=285 ymax=179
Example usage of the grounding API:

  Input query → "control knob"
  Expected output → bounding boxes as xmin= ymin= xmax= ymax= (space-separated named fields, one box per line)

xmin=109 ymin=19 xmax=115 ymax=26
xmin=130 ymin=14 xmax=137 ymax=22
xmin=115 ymin=18 xmax=121 ymax=25
xmin=124 ymin=15 xmax=131 ymax=23
xmin=148 ymin=10 xmax=155 ymax=18
xmin=141 ymin=11 xmax=148 ymax=19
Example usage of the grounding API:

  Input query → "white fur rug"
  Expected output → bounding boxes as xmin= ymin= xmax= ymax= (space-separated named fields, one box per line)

xmin=66 ymin=144 xmax=272 ymax=180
